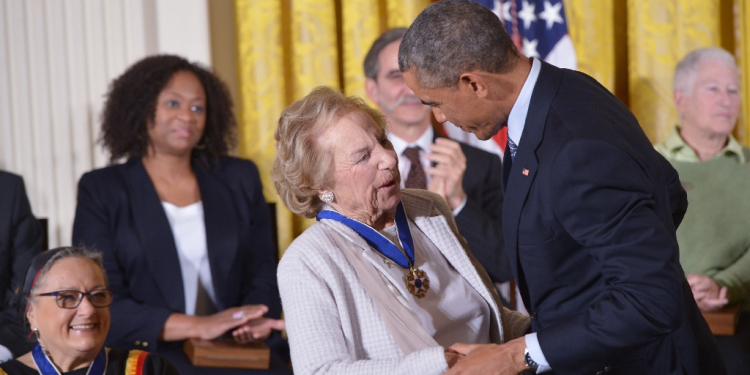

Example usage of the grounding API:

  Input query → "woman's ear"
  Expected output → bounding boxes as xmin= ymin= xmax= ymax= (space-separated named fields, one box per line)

xmin=26 ymin=303 xmax=37 ymax=330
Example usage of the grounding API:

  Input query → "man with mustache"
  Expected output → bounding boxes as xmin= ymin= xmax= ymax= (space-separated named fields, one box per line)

xmin=364 ymin=28 xmax=513 ymax=288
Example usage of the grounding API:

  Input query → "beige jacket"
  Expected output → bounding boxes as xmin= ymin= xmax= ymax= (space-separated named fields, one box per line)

xmin=278 ymin=189 xmax=529 ymax=375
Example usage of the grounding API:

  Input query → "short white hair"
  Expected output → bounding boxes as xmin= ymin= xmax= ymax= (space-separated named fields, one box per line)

xmin=673 ymin=47 xmax=737 ymax=94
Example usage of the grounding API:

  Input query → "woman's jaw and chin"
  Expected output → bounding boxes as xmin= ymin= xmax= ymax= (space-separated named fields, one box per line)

xmin=328 ymin=171 xmax=402 ymax=230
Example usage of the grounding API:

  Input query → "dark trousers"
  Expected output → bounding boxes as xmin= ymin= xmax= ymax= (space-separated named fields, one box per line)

xmin=716 ymin=312 xmax=750 ymax=375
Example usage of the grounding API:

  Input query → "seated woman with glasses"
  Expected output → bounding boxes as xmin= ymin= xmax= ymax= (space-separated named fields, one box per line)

xmin=0 ymin=247 xmax=178 ymax=375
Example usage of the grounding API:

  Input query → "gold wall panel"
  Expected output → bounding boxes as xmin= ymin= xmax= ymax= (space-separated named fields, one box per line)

xmin=386 ymin=0 xmax=430 ymax=28
xmin=235 ymin=0 xmax=295 ymax=253
xmin=736 ymin=0 xmax=749 ymax=145
xmin=289 ymin=0 xmax=339 ymax=234
xmin=235 ymin=0 xmax=285 ymax=201
xmin=290 ymin=0 xmax=340 ymax=97
xmin=342 ymin=0 xmax=380 ymax=98
xmin=564 ymin=0 xmax=615 ymax=93
xmin=627 ymin=0 xmax=720 ymax=143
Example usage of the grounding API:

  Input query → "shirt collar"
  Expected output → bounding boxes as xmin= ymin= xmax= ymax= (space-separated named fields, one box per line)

xmin=659 ymin=126 xmax=746 ymax=164
xmin=388 ymin=126 xmax=434 ymax=156
xmin=507 ymin=58 xmax=542 ymax=147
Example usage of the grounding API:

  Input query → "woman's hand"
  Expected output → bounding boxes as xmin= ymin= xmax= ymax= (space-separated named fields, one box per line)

xmin=195 ymin=305 xmax=270 ymax=340
xmin=232 ymin=317 xmax=286 ymax=343
xmin=160 ymin=304 xmax=270 ymax=342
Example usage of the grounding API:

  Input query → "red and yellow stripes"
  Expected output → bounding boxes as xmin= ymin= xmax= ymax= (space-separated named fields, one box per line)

xmin=124 ymin=350 xmax=148 ymax=375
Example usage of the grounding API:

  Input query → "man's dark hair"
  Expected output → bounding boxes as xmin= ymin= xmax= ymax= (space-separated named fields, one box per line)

xmin=398 ymin=0 xmax=519 ymax=89
xmin=363 ymin=28 xmax=408 ymax=80
xmin=100 ymin=54 xmax=237 ymax=168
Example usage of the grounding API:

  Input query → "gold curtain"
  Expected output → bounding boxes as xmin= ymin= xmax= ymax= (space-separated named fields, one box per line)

xmin=738 ymin=0 xmax=750 ymax=145
xmin=235 ymin=0 xmax=750 ymax=255
xmin=565 ymin=0 xmax=747 ymax=145
xmin=235 ymin=0 xmax=430 ymax=255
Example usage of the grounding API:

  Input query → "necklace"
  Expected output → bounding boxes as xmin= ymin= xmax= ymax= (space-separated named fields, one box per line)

xmin=317 ymin=202 xmax=430 ymax=298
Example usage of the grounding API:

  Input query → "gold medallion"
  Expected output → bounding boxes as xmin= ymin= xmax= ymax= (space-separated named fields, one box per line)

xmin=405 ymin=267 xmax=430 ymax=298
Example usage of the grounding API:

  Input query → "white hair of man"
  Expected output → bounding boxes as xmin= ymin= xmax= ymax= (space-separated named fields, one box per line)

xmin=673 ymin=47 xmax=737 ymax=94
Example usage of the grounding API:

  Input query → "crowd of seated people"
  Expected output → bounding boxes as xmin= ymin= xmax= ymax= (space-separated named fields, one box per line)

xmin=0 ymin=24 xmax=747 ymax=375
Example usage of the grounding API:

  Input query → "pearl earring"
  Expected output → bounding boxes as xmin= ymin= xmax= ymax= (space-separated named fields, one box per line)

xmin=321 ymin=191 xmax=334 ymax=203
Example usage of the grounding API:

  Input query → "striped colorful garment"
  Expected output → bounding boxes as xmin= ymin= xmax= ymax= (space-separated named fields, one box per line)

xmin=0 ymin=348 xmax=178 ymax=375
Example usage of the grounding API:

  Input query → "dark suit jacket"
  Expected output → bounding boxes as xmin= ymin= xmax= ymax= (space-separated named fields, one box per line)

xmin=0 ymin=171 xmax=42 ymax=356
xmin=72 ymin=158 xmax=281 ymax=356
xmin=434 ymin=134 xmax=511 ymax=284
xmin=503 ymin=62 xmax=725 ymax=375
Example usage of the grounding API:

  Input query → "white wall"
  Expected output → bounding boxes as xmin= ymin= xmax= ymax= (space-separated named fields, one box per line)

xmin=0 ymin=0 xmax=211 ymax=247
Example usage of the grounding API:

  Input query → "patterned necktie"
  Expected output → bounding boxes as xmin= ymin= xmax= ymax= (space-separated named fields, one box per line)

xmin=507 ymin=137 xmax=518 ymax=161
xmin=403 ymin=147 xmax=427 ymax=189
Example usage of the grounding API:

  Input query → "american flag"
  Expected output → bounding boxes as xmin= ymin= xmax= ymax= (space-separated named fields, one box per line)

xmin=443 ymin=0 xmax=577 ymax=158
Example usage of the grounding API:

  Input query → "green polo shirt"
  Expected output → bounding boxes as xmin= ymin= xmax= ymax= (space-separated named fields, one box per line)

xmin=656 ymin=127 xmax=750 ymax=311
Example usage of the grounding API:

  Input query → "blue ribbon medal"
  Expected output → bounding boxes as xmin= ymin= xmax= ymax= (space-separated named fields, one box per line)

xmin=317 ymin=202 xmax=430 ymax=298
xmin=32 ymin=343 xmax=107 ymax=375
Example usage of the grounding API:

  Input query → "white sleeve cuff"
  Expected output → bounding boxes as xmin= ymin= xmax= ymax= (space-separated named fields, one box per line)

xmin=525 ymin=332 xmax=552 ymax=373
xmin=0 ymin=344 xmax=13 ymax=363
xmin=451 ymin=195 xmax=468 ymax=216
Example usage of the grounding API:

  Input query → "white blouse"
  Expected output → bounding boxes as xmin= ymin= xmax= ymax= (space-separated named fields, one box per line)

xmin=374 ymin=219 xmax=491 ymax=347
xmin=161 ymin=201 xmax=216 ymax=315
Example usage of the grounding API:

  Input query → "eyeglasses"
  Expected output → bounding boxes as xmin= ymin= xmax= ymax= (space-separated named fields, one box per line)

xmin=33 ymin=289 xmax=113 ymax=309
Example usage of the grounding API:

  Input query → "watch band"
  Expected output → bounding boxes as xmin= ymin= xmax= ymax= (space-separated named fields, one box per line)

xmin=524 ymin=347 xmax=540 ymax=371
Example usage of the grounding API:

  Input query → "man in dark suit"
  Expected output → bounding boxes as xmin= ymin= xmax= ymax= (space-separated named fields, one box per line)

xmin=364 ymin=28 xmax=512 ymax=286
xmin=0 ymin=171 xmax=43 ymax=360
xmin=398 ymin=1 xmax=725 ymax=374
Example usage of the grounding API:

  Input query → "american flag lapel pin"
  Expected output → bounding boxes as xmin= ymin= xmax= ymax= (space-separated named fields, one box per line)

xmin=522 ymin=168 xmax=529 ymax=176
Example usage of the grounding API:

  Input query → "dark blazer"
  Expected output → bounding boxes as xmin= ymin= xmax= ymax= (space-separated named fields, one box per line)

xmin=434 ymin=134 xmax=512 ymax=284
xmin=0 ymin=171 xmax=42 ymax=356
xmin=72 ymin=157 xmax=283 ymax=371
xmin=504 ymin=62 xmax=724 ymax=375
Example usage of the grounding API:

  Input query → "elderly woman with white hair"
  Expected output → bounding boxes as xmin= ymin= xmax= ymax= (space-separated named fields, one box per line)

xmin=655 ymin=47 xmax=750 ymax=374
xmin=271 ymin=86 xmax=529 ymax=375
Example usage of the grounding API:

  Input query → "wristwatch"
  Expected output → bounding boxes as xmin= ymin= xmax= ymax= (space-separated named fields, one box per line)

xmin=524 ymin=347 xmax=540 ymax=371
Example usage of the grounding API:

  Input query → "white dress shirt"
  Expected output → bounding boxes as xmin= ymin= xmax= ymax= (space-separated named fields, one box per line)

xmin=507 ymin=58 xmax=551 ymax=373
xmin=388 ymin=127 xmax=467 ymax=215
xmin=161 ymin=201 xmax=217 ymax=315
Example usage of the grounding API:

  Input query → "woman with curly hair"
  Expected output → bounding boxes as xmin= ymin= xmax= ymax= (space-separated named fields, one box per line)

xmin=72 ymin=55 xmax=289 ymax=374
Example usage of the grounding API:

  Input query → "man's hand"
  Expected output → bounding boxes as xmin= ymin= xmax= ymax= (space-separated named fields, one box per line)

xmin=426 ymin=138 xmax=466 ymax=210
xmin=687 ymin=274 xmax=729 ymax=312
xmin=445 ymin=348 xmax=466 ymax=368
xmin=445 ymin=336 xmax=528 ymax=375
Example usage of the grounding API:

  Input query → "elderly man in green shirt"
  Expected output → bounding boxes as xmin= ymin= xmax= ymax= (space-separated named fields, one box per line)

xmin=655 ymin=47 xmax=750 ymax=375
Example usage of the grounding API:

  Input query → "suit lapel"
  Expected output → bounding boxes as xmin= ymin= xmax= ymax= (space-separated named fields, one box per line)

xmin=196 ymin=166 xmax=237 ymax=311
xmin=502 ymin=62 xmax=563 ymax=302
xmin=122 ymin=159 xmax=184 ymax=312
